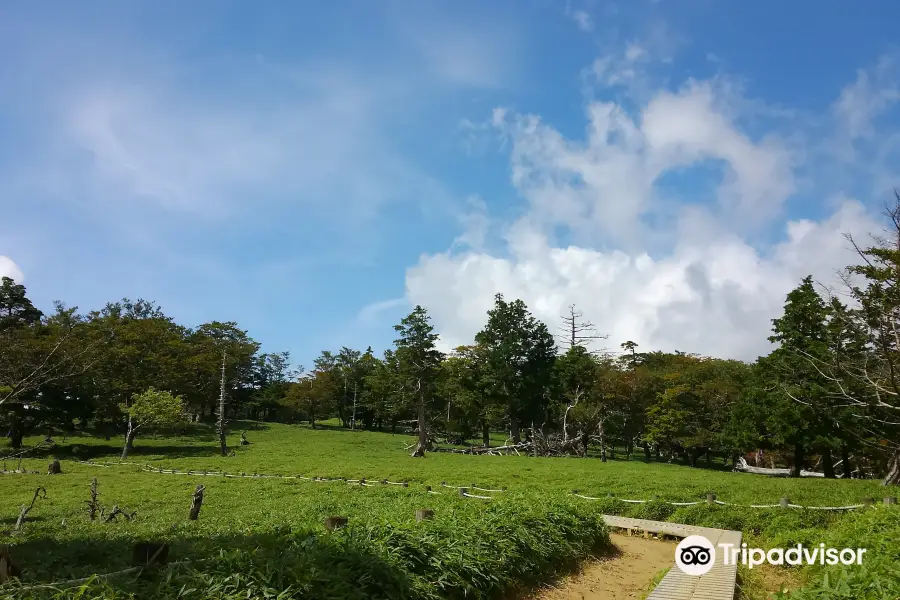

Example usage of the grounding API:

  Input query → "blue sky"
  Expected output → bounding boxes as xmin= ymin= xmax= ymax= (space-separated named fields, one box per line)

xmin=2 ymin=1 xmax=900 ymax=366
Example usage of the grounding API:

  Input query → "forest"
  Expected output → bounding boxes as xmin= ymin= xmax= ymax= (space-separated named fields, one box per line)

xmin=3 ymin=204 xmax=900 ymax=486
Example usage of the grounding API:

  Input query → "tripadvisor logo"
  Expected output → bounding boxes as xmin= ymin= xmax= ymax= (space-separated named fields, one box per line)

xmin=675 ymin=535 xmax=716 ymax=576
xmin=675 ymin=535 xmax=868 ymax=575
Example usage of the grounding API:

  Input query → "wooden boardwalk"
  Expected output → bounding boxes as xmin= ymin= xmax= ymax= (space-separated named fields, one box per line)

xmin=601 ymin=515 xmax=741 ymax=600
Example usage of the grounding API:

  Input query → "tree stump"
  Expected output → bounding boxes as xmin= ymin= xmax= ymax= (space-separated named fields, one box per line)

xmin=416 ymin=509 xmax=434 ymax=522
xmin=189 ymin=485 xmax=205 ymax=520
xmin=47 ymin=459 xmax=62 ymax=475
xmin=132 ymin=542 xmax=169 ymax=566
xmin=324 ymin=516 xmax=348 ymax=531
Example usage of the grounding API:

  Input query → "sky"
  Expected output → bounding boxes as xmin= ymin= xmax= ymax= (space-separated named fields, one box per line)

xmin=2 ymin=0 xmax=900 ymax=367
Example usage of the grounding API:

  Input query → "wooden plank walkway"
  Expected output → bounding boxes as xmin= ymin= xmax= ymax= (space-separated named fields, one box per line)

xmin=601 ymin=515 xmax=741 ymax=600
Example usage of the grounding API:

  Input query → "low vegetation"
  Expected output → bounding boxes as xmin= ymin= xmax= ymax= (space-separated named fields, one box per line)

xmin=1 ymin=423 xmax=898 ymax=599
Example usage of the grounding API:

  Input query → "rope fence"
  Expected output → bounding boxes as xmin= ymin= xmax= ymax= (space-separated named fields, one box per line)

xmin=572 ymin=491 xmax=884 ymax=511
xmin=12 ymin=459 xmax=897 ymax=511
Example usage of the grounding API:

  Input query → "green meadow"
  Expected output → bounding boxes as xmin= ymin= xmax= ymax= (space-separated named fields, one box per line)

xmin=1 ymin=422 xmax=898 ymax=600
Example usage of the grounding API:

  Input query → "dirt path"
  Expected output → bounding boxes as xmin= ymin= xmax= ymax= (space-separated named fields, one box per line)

xmin=533 ymin=534 xmax=676 ymax=600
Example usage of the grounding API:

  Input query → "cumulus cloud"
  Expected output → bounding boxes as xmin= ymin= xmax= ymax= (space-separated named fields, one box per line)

xmin=494 ymin=79 xmax=794 ymax=246
xmin=407 ymin=201 xmax=878 ymax=360
xmin=405 ymin=50 xmax=887 ymax=361
xmin=0 ymin=256 xmax=23 ymax=282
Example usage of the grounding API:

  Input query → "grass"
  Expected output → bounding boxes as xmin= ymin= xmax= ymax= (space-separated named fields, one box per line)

xmin=1 ymin=421 xmax=898 ymax=599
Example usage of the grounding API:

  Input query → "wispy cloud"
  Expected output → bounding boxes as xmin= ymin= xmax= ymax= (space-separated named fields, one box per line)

xmin=357 ymin=297 xmax=409 ymax=327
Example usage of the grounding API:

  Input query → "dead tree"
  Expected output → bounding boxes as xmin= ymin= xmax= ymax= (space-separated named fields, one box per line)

xmin=562 ymin=385 xmax=584 ymax=443
xmin=189 ymin=484 xmax=205 ymax=520
xmin=216 ymin=351 xmax=228 ymax=457
xmin=104 ymin=505 xmax=136 ymax=522
xmin=85 ymin=477 xmax=101 ymax=520
xmin=558 ymin=305 xmax=607 ymax=351
xmin=411 ymin=379 xmax=427 ymax=457
xmin=14 ymin=487 xmax=47 ymax=531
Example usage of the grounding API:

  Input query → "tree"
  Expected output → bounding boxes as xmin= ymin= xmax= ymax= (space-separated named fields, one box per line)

xmin=393 ymin=306 xmax=443 ymax=457
xmin=766 ymin=276 xmax=836 ymax=477
xmin=0 ymin=276 xmax=42 ymax=332
xmin=336 ymin=347 xmax=363 ymax=428
xmin=440 ymin=344 xmax=498 ymax=445
xmin=120 ymin=387 xmax=187 ymax=459
xmin=558 ymin=304 xmax=606 ymax=351
xmin=282 ymin=368 xmax=335 ymax=428
xmin=475 ymin=294 xmax=556 ymax=443
xmin=816 ymin=195 xmax=900 ymax=485
xmin=2 ymin=294 xmax=105 ymax=446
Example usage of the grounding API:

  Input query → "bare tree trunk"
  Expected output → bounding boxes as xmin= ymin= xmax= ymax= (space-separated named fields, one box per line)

xmin=340 ymin=377 xmax=348 ymax=428
xmin=9 ymin=414 xmax=23 ymax=449
xmin=822 ymin=447 xmax=836 ymax=478
xmin=841 ymin=443 xmax=852 ymax=478
xmin=121 ymin=417 xmax=135 ymax=460
xmin=216 ymin=351 xmax=227 ymax=457
xmin=790 ymin=443 xmax=804 ymax=478
xmin=599 ymin=421 xmax=607 ymax=463
xmin=510 ymin=415 xmax=521 ymax=444
xmin=411 ymin=383 xmax=427 ymax=457
xmin=884 ymin=447 xmax=900 ymax=486
xmin=351 ymin=382 xmax=358 ymax=430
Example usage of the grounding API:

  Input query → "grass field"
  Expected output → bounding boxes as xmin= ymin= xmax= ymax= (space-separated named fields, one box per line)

xmin=1 ymin=422 xmax=898 ymax=599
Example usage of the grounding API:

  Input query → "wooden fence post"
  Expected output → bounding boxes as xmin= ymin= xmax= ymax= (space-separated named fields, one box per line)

xmin=707 ymin=493 xmax=716 ymax=505
xmin=883 ymin=497 xmax=896 ymax=505
xmin=416 ymin=509 xmax=434 ymax=521
xmin=779 ymin=497 xmax=790 ymax=508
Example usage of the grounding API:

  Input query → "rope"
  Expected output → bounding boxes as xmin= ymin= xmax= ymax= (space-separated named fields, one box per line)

xmin=575 ymin=495 xmax=866 ymax=510
xmin=461 ymin=492 xmax=492 ymax=500
xmin=74 ymin=460 xmax=884 ymax=512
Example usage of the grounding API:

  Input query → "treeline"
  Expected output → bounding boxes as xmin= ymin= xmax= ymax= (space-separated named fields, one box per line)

xmin=3 ymin=200 xmax=900 ymax=484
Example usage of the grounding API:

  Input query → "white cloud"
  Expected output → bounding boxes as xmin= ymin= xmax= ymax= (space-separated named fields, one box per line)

xmin=406 ymin=200 xmax=878 ymax=360
xmin=0 ymin=256 xmax=23 ymax=282
xmin=834 ymin=55 xmax=900 ymax=140
xmin=492 ymin=79 xmax=794 ymax=246
xmin=572 ymin=10 xmax=593 ymax=32
xmin=563 ymin=2 xmax=593 ymax=32
xmin=60 ymin=69 xmax=437 ymax=221
xmin=406 ymin=52 xmax=887 ymax=361
xmin=357 ymin=297 xmax=409 ymax=327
